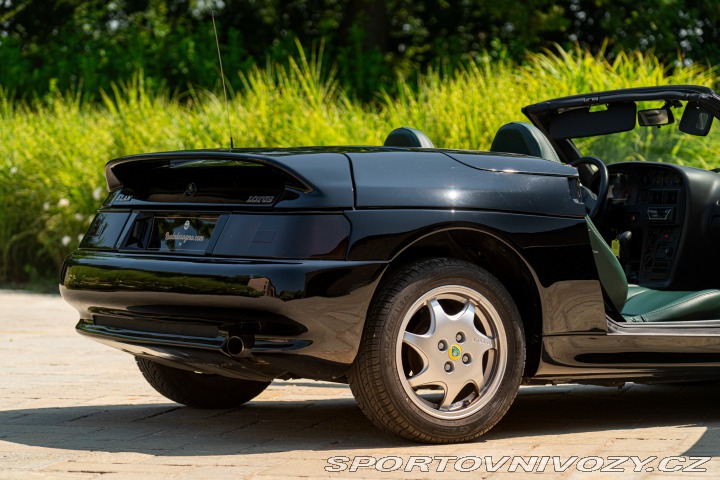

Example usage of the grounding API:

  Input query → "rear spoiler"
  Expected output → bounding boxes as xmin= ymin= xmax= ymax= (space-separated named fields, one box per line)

xmin=104 ymin=149 xmax=355 ymax=209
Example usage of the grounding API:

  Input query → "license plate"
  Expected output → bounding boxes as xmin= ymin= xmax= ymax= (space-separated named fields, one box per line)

xmin=150 ymin=216 xmax=218 ymax=253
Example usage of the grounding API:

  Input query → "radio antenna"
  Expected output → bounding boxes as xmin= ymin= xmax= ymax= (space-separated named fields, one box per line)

xmin=212 ymin=10 xmax=234 ymax=149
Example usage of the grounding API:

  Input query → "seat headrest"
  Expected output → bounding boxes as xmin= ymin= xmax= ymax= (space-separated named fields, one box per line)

xmin=490 ymin=122 xmax=560 ymax=162
xmin=384 ymin=127 xmax=435 ymax=148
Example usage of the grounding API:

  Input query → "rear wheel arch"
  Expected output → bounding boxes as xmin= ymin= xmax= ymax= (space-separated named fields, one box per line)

xmin=371 ymin=227 xmax=543 ymax=379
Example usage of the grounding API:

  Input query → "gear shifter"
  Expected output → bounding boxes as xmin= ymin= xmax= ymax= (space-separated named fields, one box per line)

xmin=618 ymin=231 xmax=633 ymax=279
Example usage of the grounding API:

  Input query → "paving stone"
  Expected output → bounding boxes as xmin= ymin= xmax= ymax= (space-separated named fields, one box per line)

xmin=1 ymin=290 xmax=720 ymax=479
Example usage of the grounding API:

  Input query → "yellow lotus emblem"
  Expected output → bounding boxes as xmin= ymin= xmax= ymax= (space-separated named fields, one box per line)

xmin=449 ymin=344 xmax=462 ymax=361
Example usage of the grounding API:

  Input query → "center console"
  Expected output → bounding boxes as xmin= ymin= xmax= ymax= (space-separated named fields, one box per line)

xmin=597 ymin=161 xmax=720 ymax=292
xmin=602 ymin=165 xmax=686 ymax=289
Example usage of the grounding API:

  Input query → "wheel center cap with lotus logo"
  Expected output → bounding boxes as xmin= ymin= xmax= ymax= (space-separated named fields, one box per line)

xmin=448 ymin=344 xmax=462 ymax=361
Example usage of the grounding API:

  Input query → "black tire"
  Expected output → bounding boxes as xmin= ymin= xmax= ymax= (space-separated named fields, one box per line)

xmin=136 ymin=357 xmax=270 ymax=409
xmin=348 ymin=258 xmax=525 ymax=443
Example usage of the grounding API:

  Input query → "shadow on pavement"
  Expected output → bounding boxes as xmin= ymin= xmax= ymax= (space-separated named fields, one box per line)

xmin=0 ymin=382 xmax=718 ymax=456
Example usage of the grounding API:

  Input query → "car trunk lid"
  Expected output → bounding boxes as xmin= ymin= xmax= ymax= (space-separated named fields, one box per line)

xmin=104 ymin=149 xmax=354 ymax=210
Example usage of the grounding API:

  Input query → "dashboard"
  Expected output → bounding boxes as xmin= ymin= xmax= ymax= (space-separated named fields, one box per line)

xmin=608 ymin=170 xmax=682 ymax=207
xmin=599 ymin=162 xmax=720 ymax=291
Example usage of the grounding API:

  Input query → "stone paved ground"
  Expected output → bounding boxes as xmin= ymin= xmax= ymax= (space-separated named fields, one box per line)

xmin=1 ymin=290 xmax=719 ymax=479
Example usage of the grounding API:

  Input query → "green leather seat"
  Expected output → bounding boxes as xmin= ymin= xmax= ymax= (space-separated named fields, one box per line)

xmin=490 ymin=122 xmax=561 ymax=163
xmin=622 ymin=286 xmax=720 ymax=322
xmin=587 ymin=218 xmax=720 ymax=322
xmin=384 ymin=127 xmax=435 ymax=148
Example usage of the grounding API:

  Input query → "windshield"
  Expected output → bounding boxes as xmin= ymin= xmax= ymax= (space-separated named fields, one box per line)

xmin=571 ymin=101 xmax=720 ymax=170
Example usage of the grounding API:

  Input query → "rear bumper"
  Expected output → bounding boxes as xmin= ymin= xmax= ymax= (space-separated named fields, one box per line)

xmin=61 ymin=250 xmax=386 ymax=381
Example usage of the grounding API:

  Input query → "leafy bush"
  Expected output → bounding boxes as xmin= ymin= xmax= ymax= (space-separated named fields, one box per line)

xmin=2 ymin=1 xmax=719 ymax=101
xmin=0 ymin=46 xmax=716 ymax=284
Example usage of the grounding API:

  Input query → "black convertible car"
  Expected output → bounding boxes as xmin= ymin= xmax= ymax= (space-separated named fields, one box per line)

xmin=61 ymin=85 xmax=720 ymax=443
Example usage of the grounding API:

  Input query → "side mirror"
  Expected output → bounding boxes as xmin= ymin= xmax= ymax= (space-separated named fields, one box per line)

xmin=679 ymin=102 xmax=713 ymax=136
xmin=638 ymin=108 xmax=674 ymax=127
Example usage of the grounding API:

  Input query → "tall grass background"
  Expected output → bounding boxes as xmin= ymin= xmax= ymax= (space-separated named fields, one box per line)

xmin=0 ymin=46 xmax=717 ymax=285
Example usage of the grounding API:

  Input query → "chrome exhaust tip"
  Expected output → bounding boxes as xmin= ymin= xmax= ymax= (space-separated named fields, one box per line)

xmin=226 ymin=336 xmax=245 ymax=357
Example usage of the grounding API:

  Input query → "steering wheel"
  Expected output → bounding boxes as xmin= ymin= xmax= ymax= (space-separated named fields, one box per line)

xmin=570 ymin=156 xmax=609 ymax=221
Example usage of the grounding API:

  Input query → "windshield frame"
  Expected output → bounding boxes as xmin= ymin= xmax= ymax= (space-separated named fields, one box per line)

xmin=523 ymin=85 xmax=720 ymax=165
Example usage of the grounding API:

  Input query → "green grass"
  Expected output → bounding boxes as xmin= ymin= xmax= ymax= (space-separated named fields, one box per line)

xmin=0 ymin=45 xmax=717 ymax=283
